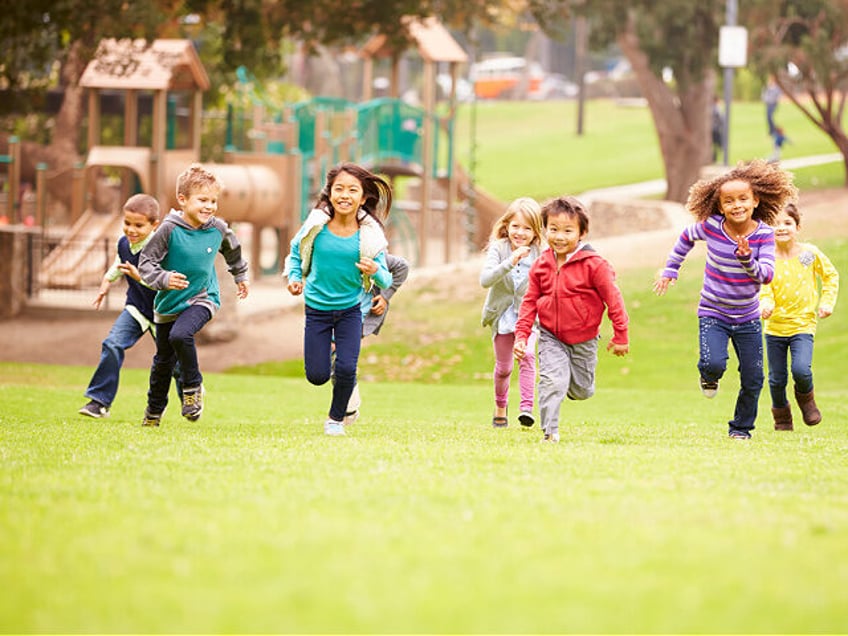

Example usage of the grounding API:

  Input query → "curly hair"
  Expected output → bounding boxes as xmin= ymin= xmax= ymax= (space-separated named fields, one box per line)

xmin=685 ymin=159 xmax=798 ymax=225
xmin=488 ymin=196 xmax=544 ymax=246
xmin=317 ymin=162 xmax=392 ymax=227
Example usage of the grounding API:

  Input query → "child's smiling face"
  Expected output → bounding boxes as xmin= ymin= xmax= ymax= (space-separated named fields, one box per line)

xmin=122 ymin=210 xmax=158 ymax=244
xmin=546 ymin=211 xmax=585 ymax=259
xmin=772 ymin=208 xmax=799 ymax=246
xmin=179 ymin=185 xmax=219 ymax=228
xmin=719 ymin=179 xmax=759 ymax=231
xmin=507 ymin=211 xmax=536 ymax=249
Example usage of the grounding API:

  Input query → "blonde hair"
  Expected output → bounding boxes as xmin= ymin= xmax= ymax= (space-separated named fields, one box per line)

xmin=176 ymin=163 xmax=223 ymax=200
xmin=686 ymin=159 xmax=797 ymax=224
xmin=488 ymin=197 xmax=544 ymax=246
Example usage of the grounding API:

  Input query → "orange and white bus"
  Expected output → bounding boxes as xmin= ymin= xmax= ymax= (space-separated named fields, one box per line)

xmin=469 ymin=56 xmax=545 ymax=99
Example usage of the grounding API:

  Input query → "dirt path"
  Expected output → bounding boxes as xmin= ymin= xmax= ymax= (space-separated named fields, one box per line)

xmin=1 ymin=188 xmax=844 ymax=372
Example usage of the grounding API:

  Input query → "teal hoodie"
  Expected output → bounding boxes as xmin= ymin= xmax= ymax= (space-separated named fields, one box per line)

xmin=139 ymin=210 xmax=249 ymax=323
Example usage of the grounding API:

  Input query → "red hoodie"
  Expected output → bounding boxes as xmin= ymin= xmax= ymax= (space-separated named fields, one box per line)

xmin=515 ymin=245 xmax=629 ymax=346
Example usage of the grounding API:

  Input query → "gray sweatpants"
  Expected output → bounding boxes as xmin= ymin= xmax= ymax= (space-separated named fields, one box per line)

xmin=538 ymin=327 xmax=598 ymax=436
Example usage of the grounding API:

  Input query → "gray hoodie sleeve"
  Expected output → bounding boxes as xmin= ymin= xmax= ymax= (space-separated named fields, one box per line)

xmin=138 ymin=221 xmax=176 ymax=291
xmin=218 ymin=222 xmax=249 ymax=283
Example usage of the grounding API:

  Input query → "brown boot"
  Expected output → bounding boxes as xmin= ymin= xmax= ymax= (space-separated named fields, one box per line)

xmin=771 ymin=405 xmax=794 ymax=431
xmin=794 ymin=388 xmax=822 ymax=426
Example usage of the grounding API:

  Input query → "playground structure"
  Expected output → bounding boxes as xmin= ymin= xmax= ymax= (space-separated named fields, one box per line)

xmin=25 ymin=20 xmax=504 ymax=296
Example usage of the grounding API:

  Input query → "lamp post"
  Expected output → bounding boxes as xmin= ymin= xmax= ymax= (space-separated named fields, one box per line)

xmin=719 ymin=0 xmax=746 ymax=166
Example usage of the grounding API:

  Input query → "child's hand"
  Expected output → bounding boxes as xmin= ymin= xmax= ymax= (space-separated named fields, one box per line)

xmin=513 ymin=339 xmax=527 ymax=360
xmin=818 ymin=306 xmax=833 ymax=319
xmin=92 ymin=290 xmax=107 ymax=310
xmin=370 ymin=294 xmax=388 ymax=316
xmin=166 ymin=271 xmax=189 ymax=290
xmin=287 ymin=280 xmax=303 ymax=296
xmin=607 ymin=341 xmax=629 ymax=357
xmin=118 ymin=262 xmax=141 ymax=282
xmin=653 ymin=274 xmax=674 ymax=296
xmin=356 ymin=257 xmax=378 ymax=276
xmin=511 ymin=246 xmax=530 ymax=266
xmin=761 ymin=306 xmax=773 ymax=319
xmin=236 ymin=280 xmax=249 ymax=300
xmin=735 ymin=236 xmax=751 ymax=257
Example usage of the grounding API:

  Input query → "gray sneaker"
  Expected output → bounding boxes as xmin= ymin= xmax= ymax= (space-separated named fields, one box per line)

xmin=79 ymin=400 xmax=110 ymax=418
xmin=181 ymin=385 xmax=204 ymax=421
xmin=324 ymin=419 xmax=346 ymax=436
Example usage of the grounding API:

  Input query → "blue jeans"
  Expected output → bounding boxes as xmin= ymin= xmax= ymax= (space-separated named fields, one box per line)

xmin=765 ymin=333 xmax=814 ymax=407
xmin=304 ymin=304 xmax=362 ymax=422
xmin=85 ymin=309 xmax=152 ymax=407
xmin=147 ymin=305 xmax=212 ymax=414
xmin=698 ymin=317 xmax=764 ymax=433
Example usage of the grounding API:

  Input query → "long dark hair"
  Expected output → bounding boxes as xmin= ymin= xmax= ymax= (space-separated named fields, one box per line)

xmin=317 ymin=162 xmax=392 ymax=227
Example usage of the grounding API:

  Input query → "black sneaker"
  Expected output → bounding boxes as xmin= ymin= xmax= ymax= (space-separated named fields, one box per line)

xmin=700 ymin=377 xmax=719 ymax=399
xmin=181 ymin=385 xmax=204 ymax=421
xmin=79 ymin=400 xmax=110 ymax=418
xmin=142 ymin=408 xmax=162 ymax=427
xmin=518 ymin=411 xmax=535 ymax=427
xmin=728 ymin=429 xmax=752 ymax=440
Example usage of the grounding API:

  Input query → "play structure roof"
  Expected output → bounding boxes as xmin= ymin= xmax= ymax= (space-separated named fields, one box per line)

xmin=80 ymin=39 xmax=210 ymax=92
xmin=362 ymin=16 xmax=468 ymax=63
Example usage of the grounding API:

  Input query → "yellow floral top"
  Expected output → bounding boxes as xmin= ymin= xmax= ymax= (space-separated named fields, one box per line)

xmin=759 ymin=243 xmax=839 ymax=336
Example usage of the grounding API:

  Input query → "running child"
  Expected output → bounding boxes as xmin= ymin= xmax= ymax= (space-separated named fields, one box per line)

xmin=654 ymin=159 xmax=796 ymax=439
xmin=760 ymin=202 xmax=839 ymax=430
xmin=514 ymin=196 xmax=629 ymax=442
xmin=284 ymin=162 xmax=393 ymax=437
xmin=138 ymin=163 xmax=249 ymax=426
xmin=79 ymin=193 xmax=160 ymax=418
xmin=480 ymin=196 xmax=544 ymax=428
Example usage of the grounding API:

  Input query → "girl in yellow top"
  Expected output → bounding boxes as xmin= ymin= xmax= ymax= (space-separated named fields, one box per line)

xmin=760 ymin=203 xmax=839 ymax=430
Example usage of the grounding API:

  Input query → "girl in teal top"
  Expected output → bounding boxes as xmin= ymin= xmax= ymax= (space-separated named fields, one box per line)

xmin=285 ymin=163 xmax=393 ymax=436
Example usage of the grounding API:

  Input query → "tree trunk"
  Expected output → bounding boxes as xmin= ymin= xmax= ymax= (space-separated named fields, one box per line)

xmin=617 ymin=20 xmax=714 ymax=203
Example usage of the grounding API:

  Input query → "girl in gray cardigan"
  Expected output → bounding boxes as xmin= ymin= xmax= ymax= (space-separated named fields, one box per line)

xmin=480 ymin=197 xmax=545 ymax=428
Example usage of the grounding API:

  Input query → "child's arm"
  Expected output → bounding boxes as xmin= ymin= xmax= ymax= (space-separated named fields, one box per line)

xmin=594 ymin=260 xmax=629 ymax=356
xmin=380 ymin=254 xmax=409 ymax=302
xmin=92 ymin=276 xmax=112 ymax=310
xmin=357 ymin=251 xmax=392 ymax=290
xmin=480 ymin=241 xmax=521 ymax=290
xmin=653 ymin=226 xmax=698 ymax=295
xmin=814 ymin=246 xmax=839 ymax=318
xmin=283 ymin=228 xmax=305 ymax=296
xmin=219 ymin=225 xmax=250 ymax=299
xmin=513 ymin=268 xmax=541 ymax=360
xmin=138 ymin=223 xmax=187 ymax=291
xmin=759 ymin=280 xmax=776 ymax=319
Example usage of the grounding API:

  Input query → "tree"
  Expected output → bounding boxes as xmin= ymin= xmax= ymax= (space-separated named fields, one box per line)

xmin=746 ymin=0 xmax=848 ymax=186
xmin=529 ymin=0 xmax=724 ymax=202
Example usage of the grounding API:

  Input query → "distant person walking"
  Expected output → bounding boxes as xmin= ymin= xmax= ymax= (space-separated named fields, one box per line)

xmin=480 ymin=197 xmax=545 ymax=429
xmin=653 ymin=160 xmax=797 ymax=440
xmin=769 ymin=125 xmax=789 ymax=163
xmin=762 ymin=77 xmax=781 ymax=136
xmin=760 ymin=202 xmax=839 ymax=431
xmin=711 ymin=96 xmax=725 ymax=163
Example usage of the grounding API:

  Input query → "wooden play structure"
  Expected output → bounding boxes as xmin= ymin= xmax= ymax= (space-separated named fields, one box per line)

xmin=36 ymin=18 xmax=503 ymax=293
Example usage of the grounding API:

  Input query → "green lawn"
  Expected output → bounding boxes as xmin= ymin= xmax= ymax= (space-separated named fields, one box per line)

xmin=454 ymin=99 xmax=845 ymax=201
xmin=2 ymin=235 xmax=847 ymax=633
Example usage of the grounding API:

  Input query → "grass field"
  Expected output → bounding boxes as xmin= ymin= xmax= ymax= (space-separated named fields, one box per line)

xmin=454 ymin=98 xmax=845 ymax=201
xmin=2 ymin=232 xmax=847 ymax=633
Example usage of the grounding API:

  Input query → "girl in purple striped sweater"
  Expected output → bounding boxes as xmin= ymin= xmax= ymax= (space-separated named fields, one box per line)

xmin=654 ymin=160 xmax=797 ymax=439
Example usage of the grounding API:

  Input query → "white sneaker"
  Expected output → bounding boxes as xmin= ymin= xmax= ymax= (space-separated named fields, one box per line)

xmin=324 ymin=419 xmax=346 ymax=436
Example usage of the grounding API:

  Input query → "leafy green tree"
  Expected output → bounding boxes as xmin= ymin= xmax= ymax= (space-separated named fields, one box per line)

xmin=529 ymin=0 xmax=723 ymax=202
xmin=746 ymin=0 xmax=848 ymax=185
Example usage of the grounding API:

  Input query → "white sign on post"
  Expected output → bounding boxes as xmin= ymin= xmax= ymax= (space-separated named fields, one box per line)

xmin=719 ymin=26 xmax=748 ymax=68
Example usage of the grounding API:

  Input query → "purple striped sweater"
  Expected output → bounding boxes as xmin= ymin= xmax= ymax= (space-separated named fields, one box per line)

xmin=662 ymin=214 xmax=775 ymax=324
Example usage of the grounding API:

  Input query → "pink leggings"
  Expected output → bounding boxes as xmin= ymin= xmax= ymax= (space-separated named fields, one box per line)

xmin=493 ymin=331 xmax=537 ymax=412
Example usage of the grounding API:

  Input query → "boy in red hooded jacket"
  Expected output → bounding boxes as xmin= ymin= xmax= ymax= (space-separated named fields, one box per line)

xmin=514 ymin=196 xmax=629 ymax=442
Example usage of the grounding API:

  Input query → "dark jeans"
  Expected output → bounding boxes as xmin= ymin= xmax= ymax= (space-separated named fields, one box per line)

xmin=765 ymin=333 xmax=814 ymax=407
xmin=85 ymin=309 xmax=152 ymax=407
xmin=304 ymin=303 xmax=362 ymax=422
xmin=147 ymin=304 xmax=212 ymax=414
xmin=698 ymin=317 xmax=764 ymax=433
